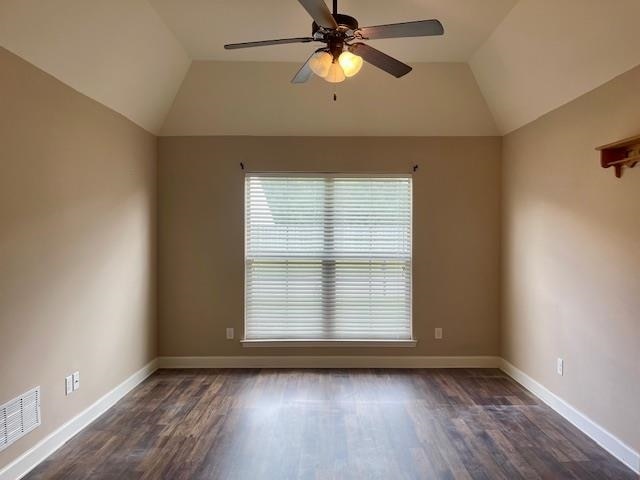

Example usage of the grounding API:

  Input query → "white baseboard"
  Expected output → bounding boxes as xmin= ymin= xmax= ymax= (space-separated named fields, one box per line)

xmin=0 ymin=359 xmax=159 ymax=480
xmin=157 ymin=355 xmax=501 ymax=369
xmin=499 ymin=359 xmax=639 ymax=474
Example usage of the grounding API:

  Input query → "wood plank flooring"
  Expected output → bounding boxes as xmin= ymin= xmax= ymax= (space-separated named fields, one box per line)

xmin=26 ymin=369 xmax=637 ymax=479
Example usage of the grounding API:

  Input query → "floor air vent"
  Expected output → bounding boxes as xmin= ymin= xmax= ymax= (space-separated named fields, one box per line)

xmin=0 ymin=387 xmax=41 ymax=452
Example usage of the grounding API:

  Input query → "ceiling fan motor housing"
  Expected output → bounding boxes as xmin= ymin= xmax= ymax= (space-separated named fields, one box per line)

xmin=312 ymin=14 xmax=358 ymax=59
xmin=312 ymin=13 xmax=359 ymax=35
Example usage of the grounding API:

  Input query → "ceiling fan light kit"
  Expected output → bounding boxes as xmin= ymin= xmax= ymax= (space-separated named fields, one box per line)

xmin=224 ymin=0 xmax=444 ymax=85
xmin=307 ymin=50 xmax=361 ymax=82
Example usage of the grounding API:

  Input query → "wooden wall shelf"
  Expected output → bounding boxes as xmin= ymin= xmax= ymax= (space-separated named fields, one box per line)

xmin=596 ymin=134 xmax=640 ymax=178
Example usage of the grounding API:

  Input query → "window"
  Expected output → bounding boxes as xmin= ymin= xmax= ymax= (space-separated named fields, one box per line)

xmin=244 ymin=174 xmax=412 ymax=342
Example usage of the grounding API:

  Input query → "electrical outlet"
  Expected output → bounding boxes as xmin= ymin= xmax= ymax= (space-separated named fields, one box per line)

xmin=226 ymin=328 xmax=234 ymax=340
xmin=72 ymin=371 xmax=80 ymax=391
xmin=65 ymin=375 xmax=73 ymax=395
xmin=434 ymin=328 xmax=443 ymax=340
xmin=557 ymin=358 xmax=564 ymax=376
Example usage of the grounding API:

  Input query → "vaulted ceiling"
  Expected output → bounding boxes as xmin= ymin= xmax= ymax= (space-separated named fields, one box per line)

xmin=1 ymin=0 xmax=639 ymax=136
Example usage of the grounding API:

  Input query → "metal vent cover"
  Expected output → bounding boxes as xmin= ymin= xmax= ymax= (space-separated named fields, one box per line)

xmin=0 ymin=387 xmax=41 ymax=452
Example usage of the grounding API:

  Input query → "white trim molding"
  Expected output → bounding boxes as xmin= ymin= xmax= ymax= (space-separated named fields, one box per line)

xmin=0 ymin=359 xmax=159 ymax=480
xmin=499 ymin=359 xmax=640 ymax=474
xmin=157 ymin=355 xmax=500 ymax=369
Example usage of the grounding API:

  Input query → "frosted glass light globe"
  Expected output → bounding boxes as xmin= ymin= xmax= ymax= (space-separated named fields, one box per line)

xmin=309 ymin=51 xmax=333 ymax=78
xmin=338 ymin=51 xmax=363 ymax=77
xmin=325 ymin=61 xmax=346 ymax=83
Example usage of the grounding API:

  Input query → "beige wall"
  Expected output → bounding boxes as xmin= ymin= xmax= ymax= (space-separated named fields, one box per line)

xmin=0 ymin=47 xmax=157 ymax=469
xmin=502 ymin=65 xmax=640 ymax=452
xmin=158 ymin=136 xmax=501 ymax=357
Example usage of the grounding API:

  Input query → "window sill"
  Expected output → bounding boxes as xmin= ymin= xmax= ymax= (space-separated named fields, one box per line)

xmin=241 ymin=339 xmax=417 ymax=348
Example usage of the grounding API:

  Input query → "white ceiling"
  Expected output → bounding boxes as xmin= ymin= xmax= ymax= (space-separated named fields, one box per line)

xmin=148 ymin=0 xmax=517 ymax=62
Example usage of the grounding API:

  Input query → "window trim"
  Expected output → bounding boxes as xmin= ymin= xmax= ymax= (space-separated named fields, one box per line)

xmin=243 ymin=172 xmax=414 ymax=344
xmin=241 ymin=339 xmax=418 ymax=348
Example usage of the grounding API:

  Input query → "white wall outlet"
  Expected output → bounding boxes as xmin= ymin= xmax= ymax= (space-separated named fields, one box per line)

xmin=434 ymin=328 xmax=443 ymax=340
xmin=557 ymin=358 xmax=564 ymax=376
xmin=72 ymin=371 xmax=80 ymax=391
xmin=226 ymin=327 xmax=234 ymax=340
xmin=65 ymin=375 xmax=73 ymax=395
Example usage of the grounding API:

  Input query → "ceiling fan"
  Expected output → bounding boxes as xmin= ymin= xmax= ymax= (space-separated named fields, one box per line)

xmin=224 ymin=0 xmax=444 ymax=84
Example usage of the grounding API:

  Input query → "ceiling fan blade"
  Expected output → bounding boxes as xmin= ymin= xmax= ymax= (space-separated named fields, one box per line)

xmin=357 ymin=19 xmax=444 ymax=40
xmin=291 ymin=53 xmax=315 ymax=84
xmin=224 ymin=37 xmax=314 ymax=50
xmin=348 ymin=43 xmax=412 ymax=78
xmin=297 ymin=0 xmax=338 ymax=29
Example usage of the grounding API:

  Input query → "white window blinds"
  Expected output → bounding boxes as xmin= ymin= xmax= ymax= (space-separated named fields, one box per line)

xmin=245 ymin=174 xmax=412 ymax=341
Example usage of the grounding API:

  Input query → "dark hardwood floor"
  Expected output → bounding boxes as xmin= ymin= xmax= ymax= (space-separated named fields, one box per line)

xmin=26 ymin=369 xmax=636 ymax=479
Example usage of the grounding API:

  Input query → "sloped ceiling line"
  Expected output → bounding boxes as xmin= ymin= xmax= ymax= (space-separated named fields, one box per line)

xmin=469 ymin=0 xmax=640 ymax=134
xmin=0 ymin=0 xmax=191 ymax=134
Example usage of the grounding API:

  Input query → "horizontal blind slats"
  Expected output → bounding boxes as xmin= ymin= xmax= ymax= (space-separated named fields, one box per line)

xmin=245 ymin=175 xmax=412 ymax=341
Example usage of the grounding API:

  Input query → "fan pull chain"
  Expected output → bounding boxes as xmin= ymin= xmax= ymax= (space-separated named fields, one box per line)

xmin=333 ymin=92 xmax=337 ymax=102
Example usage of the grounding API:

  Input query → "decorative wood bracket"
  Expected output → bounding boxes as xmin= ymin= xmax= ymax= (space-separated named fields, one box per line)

xmin=596 ymin=134 xmax=640 ymax=178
